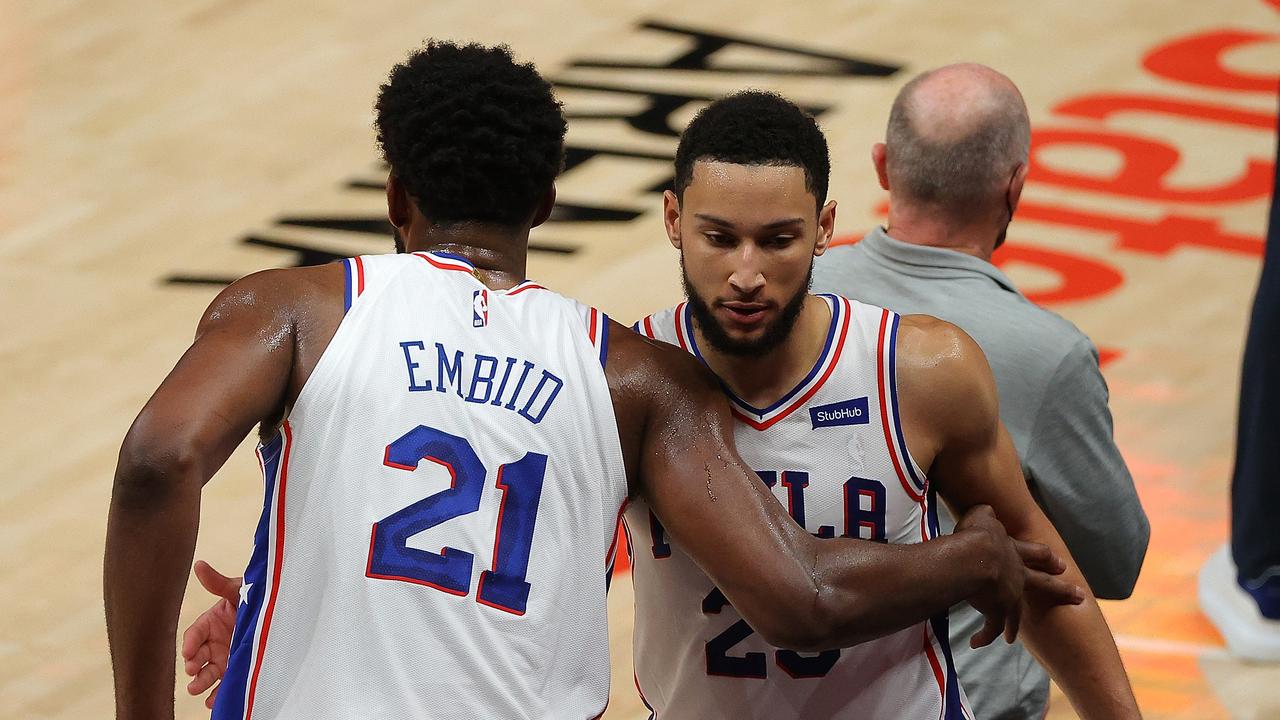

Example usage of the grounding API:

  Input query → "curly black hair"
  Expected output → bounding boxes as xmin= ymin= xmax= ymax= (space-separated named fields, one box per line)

xmin=375 ymin=41 xmax=567 ymax=227
xmin=674 ymin=91 xmax=829 ymax=210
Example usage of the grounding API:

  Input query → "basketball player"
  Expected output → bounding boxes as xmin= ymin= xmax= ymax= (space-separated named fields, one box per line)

xmin=105 ymin=43 xmax=1077 ymax=719
xmin=622 ymin=92 xmax=1140 ymax=717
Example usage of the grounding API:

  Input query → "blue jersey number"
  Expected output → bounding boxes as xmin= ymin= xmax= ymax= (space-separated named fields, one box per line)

xmin=367 ymin=424 xmax=547 ymax=615
xmin=702 ymin=471 xmax=887 ymax=679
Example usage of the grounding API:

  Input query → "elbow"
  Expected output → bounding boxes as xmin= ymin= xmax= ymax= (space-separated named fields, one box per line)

xmin=752 ymin=586 xmax=854 ymax=652
xmin=112 ymin=417 xmax=202 ymax=510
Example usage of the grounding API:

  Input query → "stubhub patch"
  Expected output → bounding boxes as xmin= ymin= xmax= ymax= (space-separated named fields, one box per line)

xmin=809 ymin=397 xmax=870 ymax=429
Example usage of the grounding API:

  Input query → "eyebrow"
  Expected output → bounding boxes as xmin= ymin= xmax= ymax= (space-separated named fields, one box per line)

xmin=693 ymin=213 xmax=807 ymax=230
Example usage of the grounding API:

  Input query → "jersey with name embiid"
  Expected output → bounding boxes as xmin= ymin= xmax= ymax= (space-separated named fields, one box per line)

xmin=625 ymin=294 xmax=971 ymax=720
xmin=212 ymin=251 xmax=628 ymax=720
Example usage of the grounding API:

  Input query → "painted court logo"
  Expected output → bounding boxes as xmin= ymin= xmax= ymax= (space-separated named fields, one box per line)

xmin=472 ymin=289 xmax=488 ymax=328
xmin=809 ymin=397 xmax=870 ymax=429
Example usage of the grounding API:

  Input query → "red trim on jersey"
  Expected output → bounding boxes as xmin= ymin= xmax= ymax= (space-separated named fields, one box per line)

xmin=245 ymin=421 xmax=293 ymax=720
xmin=354 ymin=255 xmax=366 ymax=296
xmin=673 ymin=302 xmax=690 ymax=351
xmin=416 ymin=252 xmax=475 ymax=274
xmin=876 ymin=309 xmax=925 ymax=503
xmin=605 ymin=498 xmax=631 ymax=567
xmin=642 ymin=315 xmax=656 ymax=339
xmin=730 ymin=298 xmax=852 ymax=431
xmin=506 ymin=282 xmax=547 ymax=296
xmin=588 ymin=307 xmax=599 ymax=343
xmin=922 ymin=626 xmax=948 ymax=709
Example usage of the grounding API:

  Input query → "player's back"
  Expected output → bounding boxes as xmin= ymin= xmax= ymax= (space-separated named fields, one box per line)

xmin=212 ymin=251 xmax=628 ymax=720
xmin=625 ymin=295 xmax=970 ymax=719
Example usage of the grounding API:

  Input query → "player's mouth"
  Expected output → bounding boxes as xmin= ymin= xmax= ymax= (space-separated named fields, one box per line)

xmin=718 ymin=301 xmax=771 ymax=330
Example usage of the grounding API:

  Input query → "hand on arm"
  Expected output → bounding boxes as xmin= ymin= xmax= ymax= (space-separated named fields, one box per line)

xmin=900 ymin=316 xmax=1141 ymax=719
xmin=607 ymin=326 xmax=1079 ymax=652
xmin=104 ymin=269 xmax=304 ymax=720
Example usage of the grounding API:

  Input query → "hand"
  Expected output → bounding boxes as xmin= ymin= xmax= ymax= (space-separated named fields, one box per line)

xmin=956 ymin=505 xmax=1084 ymax=649
xmin=181 ymin=560 xmax=241 ymax=710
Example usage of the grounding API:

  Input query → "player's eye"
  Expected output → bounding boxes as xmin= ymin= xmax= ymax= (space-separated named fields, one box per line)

xmin=704 ymin=232 xmax=734 ymax=246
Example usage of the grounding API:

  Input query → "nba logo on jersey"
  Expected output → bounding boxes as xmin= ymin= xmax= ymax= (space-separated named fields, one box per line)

xmin=472 ymin=289 xmax=488 ymax=327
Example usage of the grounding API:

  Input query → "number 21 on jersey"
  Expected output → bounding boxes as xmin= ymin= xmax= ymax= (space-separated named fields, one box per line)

xmin=366 ymin=424 xmax=546 ymax=616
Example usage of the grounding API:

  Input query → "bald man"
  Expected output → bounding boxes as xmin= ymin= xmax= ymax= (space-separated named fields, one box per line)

xmin=814 ymin=64 xmax=1149 ymax=719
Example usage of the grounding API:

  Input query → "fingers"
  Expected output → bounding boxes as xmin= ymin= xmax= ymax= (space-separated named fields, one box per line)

xmin=955 ymin=503 xmax=998 ymax=531
xmin=1024 ymin=568 xmax=1085 ymax=606
xmin=969 ymin=611 xmax=1004 ymax=648
xmin=183 ymin=641 xmax=211 ymax=676
xmin=1014 ymin=539 xmax=1066 ymax=574
xmin=195 ymin=560 xmax=243 ymax=603
xmin=205 ymin=685 xmax=219 ymax=710
xmin=182 ymin=614 xmax=212 ymax=665
xmin=187 ymin=662 xmax=222 ymax=696
xmin=1003 ymin=599 xmax=1022 ymax=644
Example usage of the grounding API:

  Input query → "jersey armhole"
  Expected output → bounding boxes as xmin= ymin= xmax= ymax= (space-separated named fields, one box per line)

xmin=587 ymin=307 xmax=611 ymax=369
xmin=341 ymin=256 xmax=366 ymax=314
xmin=879 ymin=309 xmax=929 ymax=500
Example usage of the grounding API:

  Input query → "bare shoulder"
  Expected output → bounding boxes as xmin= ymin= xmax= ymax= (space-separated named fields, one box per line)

xmin=604 ymin=318 xmax=722 ymax=402
xmin=895 ymin=314 xmax=1000 ymax=440
xmin=195 ymin=263 xmax=345 ymax=338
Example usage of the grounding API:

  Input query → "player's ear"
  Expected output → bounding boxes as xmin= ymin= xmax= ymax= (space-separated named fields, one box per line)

xmin=530 ymin=184 xmax=557 ymax=229
xmin=814 ymin=200 xmax=837 ymax=257
xmin=872 ymin=143 xmax=890 ymax=191
xmin=663 ymin=190 xmax=683 ymax=250
xmin=1007 ymin=162 xmax=1028 ymax=215
xmin=386 ymin=174 xmax=412 ymax=231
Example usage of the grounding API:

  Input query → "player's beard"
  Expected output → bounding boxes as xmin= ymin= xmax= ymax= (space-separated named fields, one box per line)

xmin=680 ymin=255 xmax=812 ymax=357
xmin=393 ymin=228 xmax=406 ymax=253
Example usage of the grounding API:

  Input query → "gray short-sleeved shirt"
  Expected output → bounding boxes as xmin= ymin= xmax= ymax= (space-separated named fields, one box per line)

xmin=813 ymin=227 xmax=1149 ymax=719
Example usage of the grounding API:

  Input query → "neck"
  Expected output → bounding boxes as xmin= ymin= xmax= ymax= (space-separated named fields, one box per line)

xmin=883 ymin=202 xmax=998 ymax=261
xmin=406 ymin=222 xmax=530 ymax=289
xmin=694 ymin=294 xmax=832 ymax=408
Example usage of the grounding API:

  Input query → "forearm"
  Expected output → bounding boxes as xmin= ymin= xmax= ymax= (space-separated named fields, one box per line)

xmin=105 ymin=460 xmax=202 ymax=720
xmin=808 ymin=529 xmax=994 ymax=650
xmin=1015 ymin=513 xmax=1139 ymax=719
xmin=1022 ymin=591 xmax=1138 ymax=719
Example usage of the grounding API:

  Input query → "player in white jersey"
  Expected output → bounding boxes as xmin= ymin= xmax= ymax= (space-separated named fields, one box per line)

xmin=631 ymin=296 xmax=973 ymax=718
xmin=108 ymin=43 xmax=1085 ymax=720
xmin=622 ymin=92 xmax=1141 ymax=718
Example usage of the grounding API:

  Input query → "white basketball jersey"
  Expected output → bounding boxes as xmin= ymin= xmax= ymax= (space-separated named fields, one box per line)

xmin=213 ymin=252 xmax=629 ymax=720
xmin=625 ymin=294 xmax=972 ymax=720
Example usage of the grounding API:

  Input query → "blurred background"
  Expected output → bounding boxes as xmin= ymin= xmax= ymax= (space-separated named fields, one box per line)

xmin=1 ymin=1 xmax=1277 ymax=717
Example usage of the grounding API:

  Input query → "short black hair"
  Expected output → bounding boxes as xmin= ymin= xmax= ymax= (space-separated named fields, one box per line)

xmin=375 ymin=41 xmax=567 ymax=227
xmin=674 ymin=91 xmax=829 ymax=210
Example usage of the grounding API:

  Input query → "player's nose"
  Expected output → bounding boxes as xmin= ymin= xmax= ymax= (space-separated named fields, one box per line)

xmin=727 ymin=245 xmax=766 ymax=296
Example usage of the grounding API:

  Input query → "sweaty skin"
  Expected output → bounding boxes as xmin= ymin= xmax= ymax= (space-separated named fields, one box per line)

xmin=893 ymin=317 xmax=1139 ymax=718
xmin=668 ymin=158 xmax=1138 ymax=718
xmin=106 ymin=179 xmax=1080 ymax=720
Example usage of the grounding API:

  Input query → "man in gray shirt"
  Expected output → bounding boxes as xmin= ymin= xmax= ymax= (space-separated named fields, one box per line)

xmin=813 ymin=64 xmax=1150 ymax=719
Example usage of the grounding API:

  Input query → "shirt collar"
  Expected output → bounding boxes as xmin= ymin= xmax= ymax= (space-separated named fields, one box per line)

xmin=856 ymin=226 xmax=1021 ymax=294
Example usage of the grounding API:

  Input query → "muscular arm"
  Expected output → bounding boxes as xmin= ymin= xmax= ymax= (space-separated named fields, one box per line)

xmin=898 ymin=316 xmax=1140 ymax=719
xmin=605 ymin=322 xmax=1047 ymax=651
xmin=104 ymin=266 xmax=336 ymax=719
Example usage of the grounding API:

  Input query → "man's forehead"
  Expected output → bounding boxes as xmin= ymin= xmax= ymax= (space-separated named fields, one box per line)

xmin=684 ymin=160 xmax=815 ymax=219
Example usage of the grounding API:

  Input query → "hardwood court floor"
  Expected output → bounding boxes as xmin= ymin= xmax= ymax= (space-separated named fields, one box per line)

xmin=1 ymin=1 xmax=1277 ymax=717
